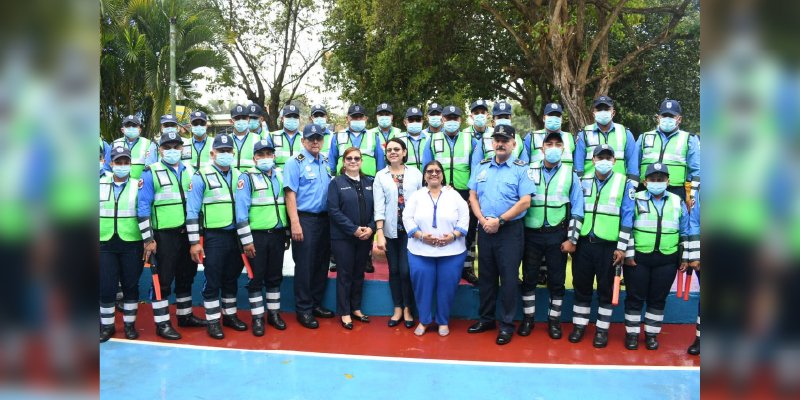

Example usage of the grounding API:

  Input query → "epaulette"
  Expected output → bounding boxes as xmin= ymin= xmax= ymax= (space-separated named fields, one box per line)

xmin=322 ymin=154 xmax=329 ymax=163
xmin=296 ymin=153 xmax=306 ymax=162
xmin=480 ymin=158 xmax=491 ymax=164
xmin=513 ymin=159 xmax=526 ymax=166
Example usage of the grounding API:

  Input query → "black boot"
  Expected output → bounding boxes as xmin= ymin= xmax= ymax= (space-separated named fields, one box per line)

xmin=123 ymin=323 xmax=139 ymax=340
xmin=645 ymin=334 xmax=659 ymax=350
xmin=177 ymin=314 xmax=207 ymax=327
xmin=156 ymin=322 xmax=182 ymax=340
xmin=252 ymin=317 xmax=265 ymax=337
xmin=267 ymin=311 xmax=287 ymax=330
xmin=625 ymin=333 xmax=639 ymax=350
xmin=222 ymin=314 xmax=248 ymax=331
xmin=568 ymin=325 xmax=585 ymax=343
xmin=365 ymin=258 xmax=374 ymax=273
xmin=207 ymin=321 xmax=224 ymax=339
xmin=462 ymin=267 xmax=478 ymax=285
xmin=517 ymin=317 xmax=534 ymax=336
xmin=687 ymin=337 xmax=700 ymax=355
xmin=100 ymin=325 xmax=115 ymax=343
xmin=593 ymin=330 xmax=608 ymax=348
xmin=548 ymin=318 xmax=562 ymax=340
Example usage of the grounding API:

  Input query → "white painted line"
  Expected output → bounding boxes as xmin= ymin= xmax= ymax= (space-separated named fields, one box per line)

xmin=106 ymin=339 xmax=700 ymax=371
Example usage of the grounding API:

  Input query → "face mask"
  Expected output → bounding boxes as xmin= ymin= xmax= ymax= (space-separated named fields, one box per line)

xmin=215 ymin=152 xmax=234 ymax=167
xmin=350 ymin=120 xmax=366 ymax=132
xmin=594 ymin=111 xmax=612 ymax=125
xmin=256 ymin=158 xmax=275 ymax=172
xmin=234 ymin=120 xmax=249 ymax=133
xmin=544 ymin=147 xmax=563 ymax=164
xmin=428 ymin=115 xmax=442 ymax=128
xmin=472 ymin=114 xmax=487 ymax=128
xmin=495 ymin=118 xmax=511 ymax=126
xmin=377 ymin=116 xmax=392 ymax=129
xmin=191 ymin=126 xmax=207 ymax=137
xmin=112 ymin=165 xmax=131 ymax=178
xmin=124 ymin=127 xmax=140 ymax=139
xmin=595 ymin=159 xmax=614 ymax=175
xmin=313 ymin=117 xmax=327 ymax=128
xmin=544 ymin=116 xmax=562 ymax=131
xmin=407 ymin=122 xmax=422 ymax=135
xmin=283 ymin=117 xmax=300 ymax=132
xmin=659 ymin=117 xmax=677 ymax=132
xmin=249 ymin=120 xmax=261 ymax=131
xmin=162 ymin=149 xmax=182 ymax=165
xmin=647 ymin=181 xmax=668 ymax=196
xmin=444 ymin=120 xmax=460 ymax=134
xmin=162 ymin=127 xmax=178 ymax=136
xmin=100 ymin=161 xmax=105 ymax=171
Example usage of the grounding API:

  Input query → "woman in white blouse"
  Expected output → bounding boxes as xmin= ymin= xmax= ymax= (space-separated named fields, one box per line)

xmin=374 ymin=138 xmax=423 ymax=329
xmin=402 ymin=160 xmax=469 ymax=336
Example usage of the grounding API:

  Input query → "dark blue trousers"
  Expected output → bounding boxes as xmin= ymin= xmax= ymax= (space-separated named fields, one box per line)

xmin=291 ymin=214 xmax=330 ymax=314
xmin=477 ymin=219 xmax=524 ymax=333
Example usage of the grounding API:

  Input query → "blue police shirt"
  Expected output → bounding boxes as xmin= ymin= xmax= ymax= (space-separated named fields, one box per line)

xmin=586 ymin=172 xmax=636 ymax=237
xmin=193 ymin=136 xmax=209 ymax=155
xmin=468 ymin=157 xmax=537 ymax=221
xmin=473 ymin=136 xmax=530 ymax=167
xmin=635 ymin=129 xmax=701 ymax=182
xmin=328 ymin=129 xmax=385 ymax=174
xmin=137 ymin=161 xmax=187 ymax=218
xmin=235 ymin=169 xmax=284 ymax=228
xmin=283 ymin=148 xmax=331 ymax=213
xmin=405 ymin=133 xmax=428 ymax=168
xmin=541 ymin=163 xmax=585 ymax=224
xmin=689 ymin=189 xmax=700 ymax=236
xmin=112 ymin=178 xmax=129 ymax=200
xmin=574 ymin=125 xmax=640 ymax=179
xmin=186 ymin=164 xmax=236 ymax=230
xmin=102 ymin=140 xmax=112 ymax=170
xmin=421 ymin=132 xmax=481 ymax=171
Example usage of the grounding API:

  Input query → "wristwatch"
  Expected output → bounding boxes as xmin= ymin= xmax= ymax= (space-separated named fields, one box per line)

xmin=499 ymin=217 xmax=506 ymax=226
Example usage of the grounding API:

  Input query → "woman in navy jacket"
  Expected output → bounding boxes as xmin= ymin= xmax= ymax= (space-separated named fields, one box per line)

xmin=328 ymin=147 xmax=376 ymax=329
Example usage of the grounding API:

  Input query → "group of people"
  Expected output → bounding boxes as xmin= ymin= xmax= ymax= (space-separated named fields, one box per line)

xmin=99 ymin=96 xmax=701 ymax=355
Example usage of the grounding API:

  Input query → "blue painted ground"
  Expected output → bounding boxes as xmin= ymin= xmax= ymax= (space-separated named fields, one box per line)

xmin=100 ymin=340 xmax=700 ymax=400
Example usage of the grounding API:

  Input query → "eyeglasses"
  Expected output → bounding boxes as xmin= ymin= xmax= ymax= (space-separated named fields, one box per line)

xmin=122 ymin=123 xmax=139 ymax=128
xmin=305 ymin=136 xmax=323 ymax=142
xmin=161 ymin=145 xmax=182 ymax=150
xmin=425 ymin=169 xmax=442 ymax=175
xmin=191 ymin=121 xmax=207 ymax=126
xmin=386 ymin=147 xmax=403 ymax=153
xmin=345 ymin=156 xmax=362 ymax=162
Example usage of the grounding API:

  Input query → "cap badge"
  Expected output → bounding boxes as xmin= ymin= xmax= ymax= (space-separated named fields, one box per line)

xmin=412 ymin=108 xmax=418 ymax=113
xmin=237 ymin=106 xmax=243 ymax=112
xmin=169 ymin=132 xmax=175 ymax=139
xmin=551 ymin=104 xmax=557 ymax=109
xmin=381 ymin=103 xmax=387 ymax=108
xmin=499 ymin=103 xmax=506 ymax=110
xmin=655 ymin=163 xmax=662 ymax=170
xmin=116 ymin=148 xmax=123 ymax=153
xmin=449 ymin=106 xmax=455 ymax=112
xmin=195 ymin=112 xmax=200 ymax=116
xmin=477 ymin=100 xmax=483 ymax=105
xmin=127 ymin=115 xmax=133 ymax=119
xmin=432 ymin=103 xmax=438 ymax=108
xmin=666 ymin=102 xmax=672 ymax=109
xmin=311 ymin=126 xmax=317 ymax=133
xmin=221 ymin=136 xmax=228 ymax=143
xmin=290 ymin=105 xmax=295 ymax=111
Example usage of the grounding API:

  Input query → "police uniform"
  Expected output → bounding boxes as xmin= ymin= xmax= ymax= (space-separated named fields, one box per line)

xmin=466 ymin=125 xmax=537 ymax=345
xmin=400 ymin=107 xmax=427 ymax=172
xmin=247 ymin=103 xmax=265 ymax=136
xmin=268 ymin=104 xmax=305 ymax=169
xmin=284 ymin=124 xmax=334 ymax=328
xmin=570 ymin=144 xmax=636 ymax=348
xmin=310 ymin=104 xmax=333 ymax=158
xmin=623 ymin=163 xmax=691 ymax=350
xmin=470 ymin=100 xmax=526 ymax=163
xmin=100 ymin=147 xmax=144 ymax=342
xmin=329 ymin=104 xmax=385 ymax=177
xmin=138 ymin=130 xmax=206 ymax=341
xmin=636 ymin=99 xmax=701 ymax=201
xmin=185 ymin=134 xmax=248 ymax=339
xmin=234 ymin=139 xmax=289 ymax=336
xmin=229 ymin=104 xmax=263 ymax=171
xmin=520 ymin=129 xmax=585 ymax=340
xmin=370 ymin=103 xmax=403 ymax=146
xmin=182 ymin=111 xmax=214 ymax=171
xmin=524 ymin=103 xmax=576 ymax=168
xmin=111 ymin=115 xmax=158 ymax=179
xmin=574 ymin=96 xmax=640 ymax=181
xmin=687 ymin=188 xmax=700 ymax=355
xmin=421 ymin=102 xmax=443 ymax=136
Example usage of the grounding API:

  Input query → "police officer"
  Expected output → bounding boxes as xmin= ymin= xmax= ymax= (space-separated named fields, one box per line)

xmin=422 ymin=105 xmax=481 ymax=285
xmin=570 ymin=144 xmax=636 ymax=348
xmin=247 ymin=103 xmax=266 ymax=136
xmin=524 ymin=103 xmax=575 ymax=169
xmin=401 ymin=106 xmax=427 ymax=172
xmin=574 ymin=96 xmax=640 ymax=182
xmin=330 ymin=104 xmax=385 ymax=177
xmin=371 ymin=102 xmax=403 ymax=145
xmin=100 ymin=147 xmax=144 ymax=342
xmin=636 ymin=99 xmax=700 ymax=201
xmin=137 ymin=129 xmax=207 ymax=341
xmin=229 ymin=104 xmax=262 ymax=171
xmin=686 ymin=188 xmax=700 ymax=355
xmin=310 ymin=104 xmax=334 ymax=157
xmin=184 ymin=111 xmax=214 ymax=171
xmin=422 ymin=102 xmax=443 ymax=136
xmin=235 ymin=139 xmax=288 ymax=336
xmin=463 ymin=100 xmax=492 ymax=141
xmin=285 ymin=124 xmax=334 ymax=329
xmin=466 ymin=125 xmax=536 ymax=345
xmin=186 ymin=134 xmax=249 ymax=339
xmin=268 ymin=104 xmax=303 ymax=169
xmin=112 ymin=115 xmax=158 ymax=179
xmin=520 ymin=129 xmax=584 ymax=339
xmin=473 ymin=100 xmax=525 ymax=162
xmin=100 ymin=138 xmax=110 ymax=174
xmin=623 ymin=163 xmax=691 ymax=350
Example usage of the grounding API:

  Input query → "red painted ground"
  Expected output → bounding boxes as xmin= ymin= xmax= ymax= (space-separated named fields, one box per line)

xmin=108 ymin=306 xmax=700 ymax=367
xmin=330 ymin=245 xmax=474 ymax=285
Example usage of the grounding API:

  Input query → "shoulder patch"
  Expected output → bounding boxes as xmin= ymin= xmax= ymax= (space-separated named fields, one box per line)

xmin=480 ymin=158 xmax=491 ymax=164
xmin=137 ymin=179 xmax=144 ymax=189
xmin=296 ymin=153 xmax=306 ymax=162
xmin=513 ymin=159 xmax=526 ymax=166
xmin=322 ymin=154 xmax=329 ymax=163
xmin=628 ymin=187 xmax=636 ymax=200
xmin=188 ymin=182 xmax=193 ymax=192
xmin=237 ymin=179 xmax=245 ymax=190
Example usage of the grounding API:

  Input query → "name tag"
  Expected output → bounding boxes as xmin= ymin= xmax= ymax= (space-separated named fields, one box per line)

xmin=365 ymin=185 xmax=373 ymax=191
xmin=252 ymin=174 xmax=269 ymax=191
xmin=528 ymin=168 xmax=541 ymax=185
xmin=100 ymin=183 xmax=111 ymax=201
xmin=156 ymin=170 xmax=172 ymax=186
xmin=477 ymin=169 xmax=488 ymax=183
xmin=482 ymin=137 xmax=493 ymax=152
xmin=205 ymin=173 xmax=222 ymax=189
xmin=181 ymin=147 xmax=192 ymax=159
xmin=337 ymin=132 xmax=349 ymax=145
xmin=636 ymin=199 xmax=650 ymax=214
xmin=272 ymin=134 xmax=284 ymax=148
xmin=433 ymin=138 xmax=444 ymax=154
xmin=304 ymin=165 xmax=317 ymax=180
xmin=586 ymin=131 xmax=600 ymax=147
xmin=644 ymin=134 xmax=656 ymax=149
xmin=581 ymin=178 xmax=593 ymax=196
xmin=533 ymin=133 xmax=544 ymax=149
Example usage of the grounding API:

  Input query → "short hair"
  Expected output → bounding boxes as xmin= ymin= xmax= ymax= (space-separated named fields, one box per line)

xmin=385 ymin=137 xmax=408 ymax=164
xmin=422 ymin=160 xmax=446 ymax=187
xmin=339 ymin=147 xmax=364 ymax=176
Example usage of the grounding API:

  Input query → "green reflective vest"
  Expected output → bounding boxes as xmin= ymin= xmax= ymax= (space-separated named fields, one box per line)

xmin=525 ymin=161 xmax=572 ymax=229
xmin=400 ymin=133 xmax=426 ymax=172
xmin=198 ymin=166 xmax=241 ymax=229
xmin=269 ymin=130 xmax=304 ymax=168
xmin=336 ymin=131 xmax=378 ymax=176
xmin=429 ymin=131 xmax=473 ymax=190
xmin=112 ymin=137 xmax=153 ymax=179
xmin=99 ymin=174 xmax=142 ymax=242
xmin=372 ymin=127 xmax=402 ymax=146
xmin=580 ymin=172 xmax=626 ymax=241
xmin=150 ymin=162 xmax=193 ymax=230
xmin=581 ymin=123 xmax=627 ymax=176
xmin=233 ymin=132 xmax=262 ymax=171
xmin=468 ymin=126 xmax=525 ymax=160
xmin=183 ymin=136 xmax=213 ymax=171
xmin=633 ymin=191 xmax=682 ymax=254
xmin=246 ymin=170 xmax=287 ymax=230
xmin=528 ymin=130 xmax=575 ymax=167
xmin=639 ymin=129 xmax=691 ymax=186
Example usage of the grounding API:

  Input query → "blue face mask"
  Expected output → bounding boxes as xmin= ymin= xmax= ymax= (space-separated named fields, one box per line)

xmin=444 ymin=120 xmax=460 ymax=134
xmin=215 ymin=152 xmax=234 ymax=167
xmin=545 ymin=116 xmax=562 ymax=131
xmin=313 ymin=117 xmax=327 ymax=128
xmin=544 ymin=147 xmax=563 ymax=164
xmin=494 ymin=118 xmax=511 ymax=126
xmin=162 ymin=127 xmax=178 ymax=136
xmin=377 ymin=116 xmax=392 ymax=129
xmin=283 ymin=117 xmax=299 ymax=132
xmin=112 ymin=165 xmax=131 ymax=178
xmin=594 ymin=110 xmax=612 ymax=125
xmin=472 ymin=114 xmax=487 ymax=128
xmin=161 ymin=149 xmax=182 ymax=165
xmin=350 ymin=120 xmax=366 ymax=132
xmin=192 ymin=126 xmax=207 ymax=137
xmin=659 ymin=117 xmax=677 ymax=132
xmin=256 ymin=158 xmax=275 ymax=172
xmin=647 ymin=181 xmax=667 ymax=196
xmin=428 ymin=115 xmax=442 ymax=128
xmin=234 ymin=120 xmax=249 ymax=133
xmin=595 ymin=159 xmax=614 ymax=175
xmin=407 ymin=122 xmax=422 ymax=135
xmin=124 ymin=127 xmax=140 ymax=139
xmin=249 ymin=119 xmax=261 ymax=131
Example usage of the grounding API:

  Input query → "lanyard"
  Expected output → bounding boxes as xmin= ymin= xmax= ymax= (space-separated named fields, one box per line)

xmin=428 ymin=191 xmax=441 ymax=228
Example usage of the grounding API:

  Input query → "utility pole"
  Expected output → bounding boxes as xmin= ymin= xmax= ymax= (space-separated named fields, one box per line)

xmin=169 ymin=16 xmax=177 ymax=116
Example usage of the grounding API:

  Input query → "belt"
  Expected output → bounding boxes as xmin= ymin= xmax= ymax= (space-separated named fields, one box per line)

xmin=582 ymin=235 xmax=615 ymax=245
xmin=254 ymin=228 xmax=286 ymax=234
xmin=529 ymin=223 xmax=567 ymax=233
xmin=499 ymin=219 xmax=522 ymax=229
xmin=298 ymin=211 xmax=328 ymax=218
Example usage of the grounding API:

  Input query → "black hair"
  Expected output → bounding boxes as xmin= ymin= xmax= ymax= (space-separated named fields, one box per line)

xmin=422 ymin=160 xmax=446 ymax=187
xmin=385 ymin=137 xmax=408 ymax=164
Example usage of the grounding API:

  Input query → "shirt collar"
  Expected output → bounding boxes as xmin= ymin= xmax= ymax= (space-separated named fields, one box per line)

xmin=490 ymin=156 xmax=514 ymax=168
xmin=301 ymin=148 xmax=320 ymax=162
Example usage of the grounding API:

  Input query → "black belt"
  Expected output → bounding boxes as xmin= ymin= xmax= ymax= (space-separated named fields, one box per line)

xmin=582 ymin=235 xmax=615 ymax=245
xmin=298 ymin=211 xmax=328 ymax=218
xmin=254 ymin=228 xmax=286 ymax=234
xmin=528 ymin=223 xmax=567 ymax=233
xmin=499 ymin=219 xmax=523 ymax=229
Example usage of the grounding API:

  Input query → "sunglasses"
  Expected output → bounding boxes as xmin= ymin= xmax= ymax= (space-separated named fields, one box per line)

xmin=345 ymin=156 xmax=362 ymax=162
xmin=425 ymin=169 xmax=442 ymax=175
xmin=161 ymin=144 xmax=182 ymax=150
xmin=386 ymin=147 xmax=403 ymax=153
xmin=191 ymin=121 xmax=207 ymax=126
xmin=122 ymin=123 xmax=139 ymax=128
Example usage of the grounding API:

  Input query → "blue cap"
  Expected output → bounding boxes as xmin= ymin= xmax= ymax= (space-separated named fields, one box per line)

xmin=213 ymin=134 xmax=234 ymax=149
xmin=247 ymin=103 xmax=263 ymax=117
xmin=592 ymin=143 xmax=615 ymax=157
xmin=376 ymin=102 xmax=393 ymax=114
xmin=160 ymin=114 xmax=178 ymax=125
xmin=110 ymin=146 xmax=132 ymax=161
xmin=190 ymin=111 xmax=207 ymax=122
xmin=492 ymin=124 xmax=516 ymax=139
xmin=405 ymin=107 xmax=423 ymax=118
xmin=543 ymin=103 xmax=563 ymax=115
xmin=592 ymin=96 xmax=614 ymax=108
xmin=543 ymin=131 xmax=563 ymax=143
xmin=492 ymin=101 xmax=512 ymax=116
xmin=347 ymin=104 xmax=365 ymax=116
xmin=659 ymin=99 xmax=682 ymax=116
xmin=231 ymin=104 xmax=248 ymax=118
xmin=159 ymin=131 xmax=183 ymax=146
xmin=427 ymin=103 xmax=443 ymax=115
xmin=442 ymin=105 xmax=462 ymax=117
xmin=645 ymin=162 xmax=670 ymax=177
xmin=253 ymin=138 xmax=274 ymax=153
xmin=302 ymin=123 xmax=324 ymax=138
xmin=469 ymin=99 xmax=488 ymax=112
xmin=282 ymin=104 xmax=300 ymax=117
xmin=311 ymin=104 xmax=327 ymax=116
xmin=122 ymin=115 xmax=142 ymax=126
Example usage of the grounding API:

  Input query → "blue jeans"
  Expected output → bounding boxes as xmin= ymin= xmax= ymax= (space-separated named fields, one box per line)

xmin=408 ymin=251 xmax=466 ymax=325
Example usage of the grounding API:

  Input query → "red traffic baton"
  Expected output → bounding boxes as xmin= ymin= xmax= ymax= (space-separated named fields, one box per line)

xmin=676 ymin=269 xmax=685 ymax=298
xmin=683 ymin=269 xmax=693 ymax=301
xmin=611 ymin=263 xmax=622 ymax=306
xmin=145 ymin=254 xmax=162 ymax=301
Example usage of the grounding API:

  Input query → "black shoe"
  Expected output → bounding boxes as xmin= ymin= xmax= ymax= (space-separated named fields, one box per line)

xmin=312 ymin=306 xmax=334 ymax=319
xmin=548 ymin=319 xmax=562 ymax=339
xmin=252 ymin=317 xmax=265 ymax=337
xmin=207 ymin=321 xmax=224 ymax=339
xmin=124 ymin=323 xmax=139 ymax=340
xmin=462 ymin=268 xmax=478 ymax=285
xmin=496 ymin=330 xmax=513 ymax=345
xmin=222 ymin=314 xmax=248 ymax=331
xmin=177 ymin=314 xmax=207 ymax=327
xmin=388 ymin=318 xmax=401 ymax=327
xmin=404 ymin=319 xmax=415 ymax=329
xmin=351 ymin=313 xmax=370 ymax=323
xmin=517 ymin=317 xmax=534 ymax=337
xmin=155 ymin=322 xmax=181 ymax=340
xmin=687 ymin=337 xmax=700 ymax=355
xmin=100 ymin=325 xmax=115 ymax=343
xmin=365 ymin=260 xmax=375 ymax=273
xmin=467 ymin=321 xmax=496 ymax=333
xmin=568 ymin=325 xmax=585 ymax=343
xmin=625 ymin=333 xmax=639 ymax=350
xmin=593 ymin=330 xmax=608 ymax=348
xmin=297 ymin=313 xmax=319 ymax=329
xmin=341 ymin=319 xmax=354 ymax=330
xmin=645 ymin=334 xmax=659 ymax=350
xmin=267 ymin=311 xmax=286 ymax=330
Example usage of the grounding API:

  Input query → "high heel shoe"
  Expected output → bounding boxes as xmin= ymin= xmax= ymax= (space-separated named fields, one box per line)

xmin=351 ymin=313 xmax=370 ymax=323
xmin=341 ymin=318 xmax=353 ymax=330
xmin=388 ymin=318 xmax=401 ymax=327
xmin=404 ymin=319 xmax=415 ymax=329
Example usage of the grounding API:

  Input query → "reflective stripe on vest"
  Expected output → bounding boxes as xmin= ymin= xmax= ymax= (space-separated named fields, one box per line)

xmin=373 ymin=127 xmax=402 ymax=145
xmin=580 ymin=172 xmax=626 ymax=241
xmin=528 ymin=130 xmax=575 ymax=166
xmin=401 ymin=134 xmax=425 ymax=172
xmin=99 ymin=175 xmax=141 ymax=241
xmin=337 ymin=131 xmax=377 ymax=176
xmin=431 ymin=131 xmax=472 ymax=190
xmin=639 ymin=130 xmax=690 ymax=186
xmin=234 ymin=133 xmax=261 ymax=170
xmin=525 ymin=161 xmax=572 ymax=229
xmin=199 ymin=166 xmax=240 ymax=229
xmin=633 ymin=191 xmax=682 ymax=254
xmin=582 ymin=123 xmax=626 ymax=175
xmin=112 ymin=138 xmax=151 ymax=179
xmin=270 ymin=130 xmax=304 ymax=167
xmin=150 ymin=162 xmax=193 ymax=230
xmin=247 ymin=170 xmax=287 ymax=230
xmin=184 ymin=137 xmax=213 ymax=171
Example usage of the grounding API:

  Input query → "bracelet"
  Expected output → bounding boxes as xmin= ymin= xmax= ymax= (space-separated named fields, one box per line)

xmin=376 ymin=227 xmax=383 ymax=231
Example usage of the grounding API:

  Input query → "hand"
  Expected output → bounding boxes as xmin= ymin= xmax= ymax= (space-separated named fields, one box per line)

xmin=689 ymin=260 xmax=700 ymax=271
xmin=358 ymin=227 xmax=373 ymax=240
xmin=143 ymin=240 xmax=157 ymax=261
xmin=560 ymin=240 xmax=576 ymax=254
xmin=354 ymin=227 xmax=366 ymax=238
xmin=624 ymin=258 xmax=637 ymax=267
xmin=284 ymin=230 xmax=291 ymax=250
xmin=687 ymin=197 xmax=696 ymax=209
xmin=190 ymin=243 xmax=205 ymax=264
xmin=612 ymin=250 xmax=624 ymax=266
xmin=243 ymin=243 xmax=256 ymax=259
xmin=422 ymin=233 xmax=437 ymax=246
xmin=435 ymin=233 xmax=454 ymax=247
xmin=376 ymin=231 xmax=386 ymax=251
xmin=291 ymin=222 xmax=304 ymax=242
xmin=482 ymin=218 xmax=500 ymax=234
